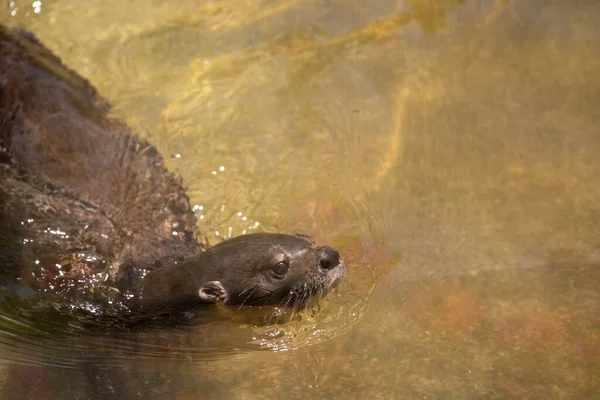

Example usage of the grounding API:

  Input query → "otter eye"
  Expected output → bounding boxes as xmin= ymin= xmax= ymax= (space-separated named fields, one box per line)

xmin=272 ymin=261 xmax=289 ymax=277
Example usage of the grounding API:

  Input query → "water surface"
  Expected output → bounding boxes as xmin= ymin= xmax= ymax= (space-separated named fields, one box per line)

xmin=1 ymin=0 xmax=599 ymax=398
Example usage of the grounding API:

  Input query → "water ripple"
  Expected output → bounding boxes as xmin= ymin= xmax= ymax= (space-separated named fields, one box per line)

xmin=0 ymin=281 xmax=366 ymax=367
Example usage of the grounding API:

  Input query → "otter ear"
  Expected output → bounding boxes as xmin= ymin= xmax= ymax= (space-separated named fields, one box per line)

xmin=198 ymin=281 xmax=228 ymax=303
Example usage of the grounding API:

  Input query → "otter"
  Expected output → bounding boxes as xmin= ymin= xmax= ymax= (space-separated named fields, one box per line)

xmin=0 ymin=25 xmax=344 ymax=318
xmin=138 ymin=233 xmax=344 ymax=313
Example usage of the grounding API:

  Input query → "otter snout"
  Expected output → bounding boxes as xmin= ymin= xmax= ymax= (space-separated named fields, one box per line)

xmin=318 ymin=247 xmax=341 ymax=270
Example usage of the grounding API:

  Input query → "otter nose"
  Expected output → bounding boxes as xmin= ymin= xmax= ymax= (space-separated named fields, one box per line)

xmin=319 ymin=247 xmax=340 ymax=270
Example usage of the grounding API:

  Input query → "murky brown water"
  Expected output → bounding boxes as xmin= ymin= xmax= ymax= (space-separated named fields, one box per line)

xmin=1 ymin=0 xmax=599 ymax=398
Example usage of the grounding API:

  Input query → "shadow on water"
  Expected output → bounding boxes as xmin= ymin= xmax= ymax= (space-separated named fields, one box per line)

xmin=1 ymin=0 xmax=600 ymax=398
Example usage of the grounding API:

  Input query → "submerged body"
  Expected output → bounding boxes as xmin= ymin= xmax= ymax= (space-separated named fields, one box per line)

xmin=0 ymin=25 xmax=344 ymax=317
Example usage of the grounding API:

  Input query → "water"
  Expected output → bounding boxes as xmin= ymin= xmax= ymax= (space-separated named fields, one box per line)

xmin=1 ymin=0 xmax=599 ymax=398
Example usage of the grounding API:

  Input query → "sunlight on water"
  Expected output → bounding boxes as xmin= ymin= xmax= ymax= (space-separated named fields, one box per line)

xmin=1 ymin=0 xmax=600 ymax=398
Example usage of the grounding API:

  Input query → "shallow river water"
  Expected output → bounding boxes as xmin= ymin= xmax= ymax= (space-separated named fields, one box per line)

xmin=1 ymin=0 xmax=599 ymax=398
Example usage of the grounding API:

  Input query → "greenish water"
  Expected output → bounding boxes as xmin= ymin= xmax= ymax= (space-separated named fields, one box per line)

xmin=1 ymin=0 xmax=599 ymax=398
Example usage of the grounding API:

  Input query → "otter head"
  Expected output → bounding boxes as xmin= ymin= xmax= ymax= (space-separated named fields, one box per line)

xmin=195 ymin=233 xmax=345 ymax=308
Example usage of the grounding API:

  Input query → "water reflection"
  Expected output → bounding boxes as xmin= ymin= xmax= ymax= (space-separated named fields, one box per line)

xmin=1 ymin=0 xmax=600 ymax=398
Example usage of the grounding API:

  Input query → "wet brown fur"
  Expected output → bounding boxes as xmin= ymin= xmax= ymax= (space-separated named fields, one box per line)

xmin=0 ymin=26 xmax=344 ymax=317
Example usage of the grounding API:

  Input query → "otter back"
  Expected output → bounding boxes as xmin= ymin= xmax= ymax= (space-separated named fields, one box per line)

xmin=0 ymin=25 xmax=202 ymax=306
